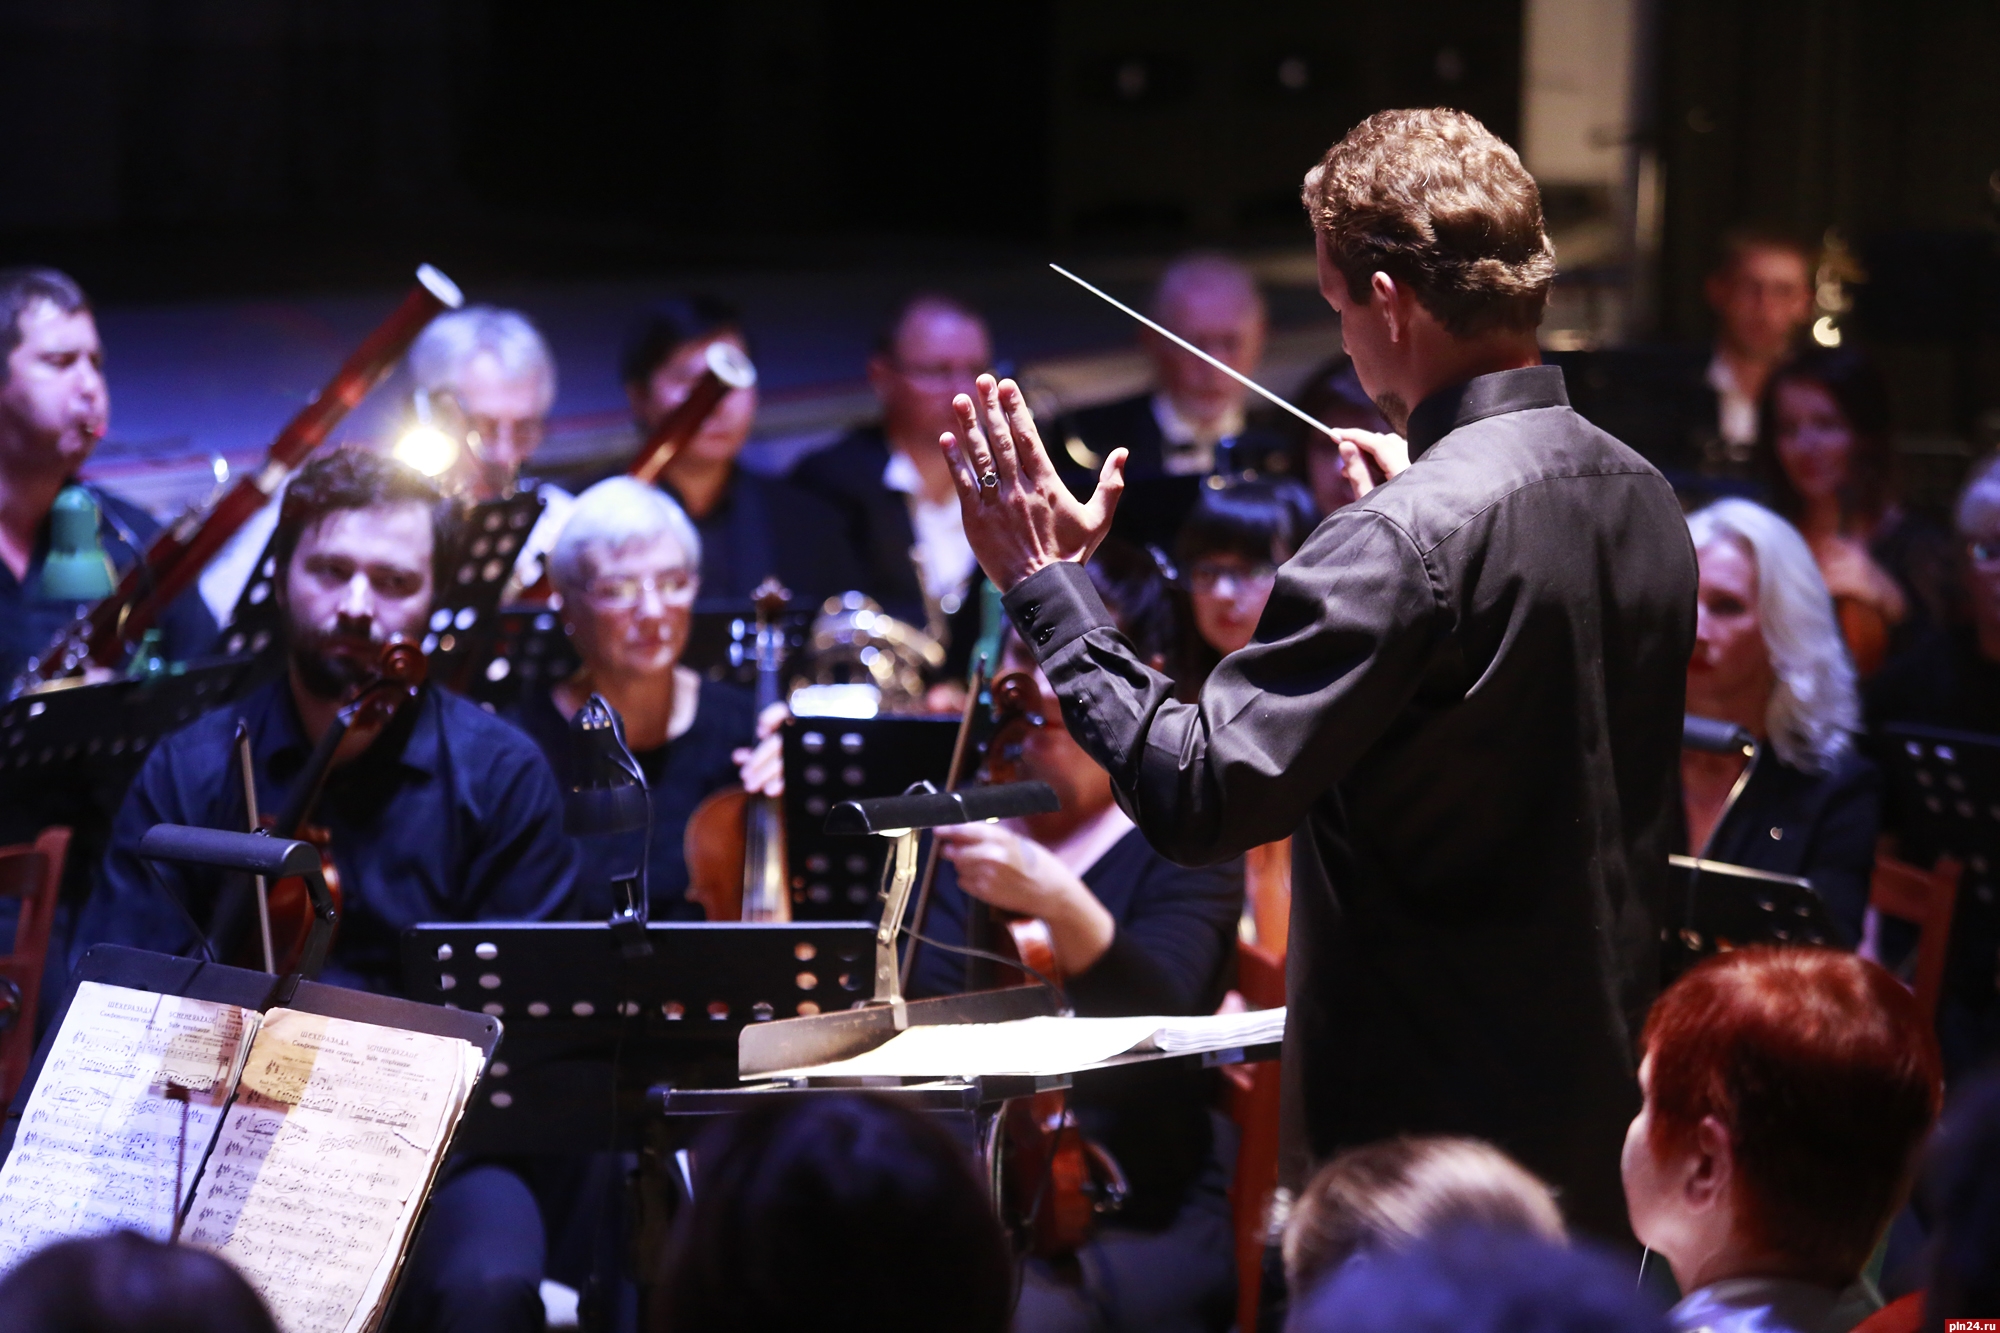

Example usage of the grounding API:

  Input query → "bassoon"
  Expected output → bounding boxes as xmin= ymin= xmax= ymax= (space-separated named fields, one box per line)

xmin=14 ymin=264 xmax=464 ymax=694
xmin=626 ymin=341 xmax=757 ymax=485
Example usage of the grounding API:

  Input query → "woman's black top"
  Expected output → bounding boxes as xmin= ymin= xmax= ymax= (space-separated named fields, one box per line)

xmin=1680 ymin=745 xmax=1880 ymax=946
xmin=506 ymin=678 xmax=756 ymax=921
xmin=908 ymin=826 xmax=1243 ymax=1228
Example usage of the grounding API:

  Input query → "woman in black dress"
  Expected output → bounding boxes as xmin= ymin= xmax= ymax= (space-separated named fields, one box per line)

xmin=909 ymin=550 xmax=1244 ymax=1333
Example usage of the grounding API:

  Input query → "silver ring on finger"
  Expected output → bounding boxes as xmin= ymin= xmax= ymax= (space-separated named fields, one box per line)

xmin=979 ymin=470 xmax=1000 ymax=489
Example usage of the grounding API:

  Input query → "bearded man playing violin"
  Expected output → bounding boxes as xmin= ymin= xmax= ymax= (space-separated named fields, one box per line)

xmin=907 ymin=541 xmax=1243 ymax=1333
xmin=78 ymin=445 xmax=574 ymax=1333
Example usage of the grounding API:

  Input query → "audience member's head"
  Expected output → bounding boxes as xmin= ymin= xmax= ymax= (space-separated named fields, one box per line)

xmin=1174 ymin=478 xmax=1318 ymax=661
xmin=0 ymin=1231 xmax=279 ymax=1333
xmin=1283 ymin=1136 xmax=1565 ymax=1299
xmin=618 ymin=294 xmax=758 ymax=466
xmin=1684 ymin=499 xmax=1857 ymax=774
xmin=408 ymin=306 xmax=557 ymax=490
xmin=1705 ymin=228 xmax=1814 ymax=368
xmin=1290 ymin=1228 xmax=1668 ymax=1333
xmin=1146 ymin=252 xmax=1268 ymax=435
xmin=1622 ymin=947 xmax=1942 ymax=1296
xmin=549 ymin=476 xmax=702 ymax=682
xmin=1290 ymin=356 xmax=1392 ymax=515
xmin=1954 ymin=452 xmax=2000 ymax=660
xmin=868 ymin=292 xmax=992 ymax=457
xmin=653 ymin=1092 xmax=1012 ymax=1333
xmin=0 ymin=265 xmax=105 ymax=478
xmin=1754 ymin=346 xmax=1897 ymax=530
xmin=273 ymin=446 xmax=451 ymax=699
xmin=1918 ymin=1066 xmax=2000 ymax=1327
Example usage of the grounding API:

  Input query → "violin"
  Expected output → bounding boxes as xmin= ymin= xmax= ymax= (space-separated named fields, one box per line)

xmin=235 ymin=638 xmax=428 ymax=975
xmin=685 ymin=579 xmax=791 ymax=922
xmin=977 ymin=668 xmax=1128 ymax=1256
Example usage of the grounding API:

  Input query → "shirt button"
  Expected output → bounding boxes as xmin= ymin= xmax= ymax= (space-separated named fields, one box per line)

xmin=1035 ymin=625 xmax=1055 ymax=646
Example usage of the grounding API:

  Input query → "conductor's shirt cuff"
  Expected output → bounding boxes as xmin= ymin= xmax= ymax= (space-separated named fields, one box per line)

xmin=1002 ymin=562 xmax=1114 ymax=663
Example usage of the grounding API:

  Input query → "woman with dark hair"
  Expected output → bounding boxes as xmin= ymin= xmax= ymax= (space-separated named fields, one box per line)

xmin=0 ymin=1232 xmax=279 ymax=1333
xmin=1172 ymin=478 xmax=1320 ymax=695
xmin=1754 ymin=346 xmax=1953 ymax=673
xmin=1285 ymin=356 xmax=1392 ymax=518
xmin=652 ymin=1093 xmax=1014 ymax=1333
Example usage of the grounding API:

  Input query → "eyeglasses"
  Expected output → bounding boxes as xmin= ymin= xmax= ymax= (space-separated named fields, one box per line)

xmin=1188 ymin=560 xmax=1278 ymax=596
xmin=583 ymin=569 xmax=696 ymax=609
xmin=1969 ymin=540 xmax=2000 ymax=566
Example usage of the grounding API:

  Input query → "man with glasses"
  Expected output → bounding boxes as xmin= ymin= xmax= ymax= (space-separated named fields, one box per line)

xmin=81 ymin=446 xmax=576 ymax=1333
xmin=502 ymin=476 xmax=784 ymax=920
xmin=619 ymin=296 xmax=857 ymax=611
xmin=790 ymin=293 xmax=994 ymax=679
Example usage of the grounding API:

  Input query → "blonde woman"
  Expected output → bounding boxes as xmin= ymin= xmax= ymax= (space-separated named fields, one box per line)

xmin=1682 ymin=498 xmax=1879 ymax=944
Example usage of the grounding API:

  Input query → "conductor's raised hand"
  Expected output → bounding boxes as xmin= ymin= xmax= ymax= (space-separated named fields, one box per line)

xmin=940 ymin=375 xmax=1127 ymax=592
xmin=1330 ymin=428 xmax=1410 ymax=501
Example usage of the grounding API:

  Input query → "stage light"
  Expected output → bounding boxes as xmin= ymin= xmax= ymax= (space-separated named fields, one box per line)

xmin=394 ymin=423 xmax=460 ymax=477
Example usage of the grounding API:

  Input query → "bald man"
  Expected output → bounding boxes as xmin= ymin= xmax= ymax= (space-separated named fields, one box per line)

xmin=788 ymin=292 xmax=993 ymax=676
xmin=1054 ymin=252 xmax=1293 ymax=548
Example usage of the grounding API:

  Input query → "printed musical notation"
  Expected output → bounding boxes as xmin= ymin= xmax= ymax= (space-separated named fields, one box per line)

xmin=182 ymin=1009 xmax=478 ymax=1333
xmin=0 ymin=983 xmax=252 ymax=1275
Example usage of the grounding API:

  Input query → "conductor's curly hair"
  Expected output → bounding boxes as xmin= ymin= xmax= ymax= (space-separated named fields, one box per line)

xmin=1302 ymin=108 xmax=1556 ymax=338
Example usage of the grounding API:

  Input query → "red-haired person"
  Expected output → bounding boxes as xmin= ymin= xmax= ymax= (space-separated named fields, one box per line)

xmin=1621 ymin=947 xmax=1942 ymax=1333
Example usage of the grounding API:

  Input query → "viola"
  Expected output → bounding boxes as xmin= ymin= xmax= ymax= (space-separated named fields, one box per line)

xmin=978 ymin=668 xmax=1128 ymax=1256
xmin=235 ymin=638 xmax=428 ymax=975
xmin=685 ymin=579 xmax=791 ymax=922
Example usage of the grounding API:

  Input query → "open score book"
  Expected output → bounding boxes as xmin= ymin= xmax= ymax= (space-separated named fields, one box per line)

xmin=0 ymin=981 xmax=485 ymax=1333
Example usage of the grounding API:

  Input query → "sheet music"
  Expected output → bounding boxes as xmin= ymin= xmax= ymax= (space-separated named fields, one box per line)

xmin=0 ymin=982 xmax=255 ymax=1274
xmin=760 ymin=1007 xmax=1288 ymax=1080
xmin=182 ymin=1009 xmax=475 ymax=1333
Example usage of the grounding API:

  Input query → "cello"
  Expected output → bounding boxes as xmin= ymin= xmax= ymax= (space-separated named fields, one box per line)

xmin=684 ymin=578 xmax=791 ymax=922
xmin=237 ymin=638 xmax=428 ymax=974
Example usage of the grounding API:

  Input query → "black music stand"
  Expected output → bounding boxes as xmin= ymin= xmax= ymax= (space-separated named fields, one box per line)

xmin=784 ymin=715 xmax=958 ymax=918
xmin=399 ymin=920 xmax=875 ymax=1153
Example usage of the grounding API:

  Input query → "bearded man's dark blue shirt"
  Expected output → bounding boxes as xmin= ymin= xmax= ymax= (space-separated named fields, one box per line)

xmin=76 ymin=675 xmax=577 ymax=993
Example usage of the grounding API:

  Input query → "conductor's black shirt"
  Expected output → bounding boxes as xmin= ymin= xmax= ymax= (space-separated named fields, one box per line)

xmin=77 ymin=677 xmax=577 ymax=994
xmin=1004 ymin=365 xmax=1697 ymax=1239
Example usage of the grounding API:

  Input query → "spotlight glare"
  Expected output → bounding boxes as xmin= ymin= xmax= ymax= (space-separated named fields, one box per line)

xmin=394 ymin=425 xmax=460 ymax=477
xmin=1811 ymin=315 xmax=1843 ymax=348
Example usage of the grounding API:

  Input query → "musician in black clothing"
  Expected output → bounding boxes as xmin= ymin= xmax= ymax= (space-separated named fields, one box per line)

xmin=1679 ymin=499 xmax=1878 ymax=945
xmin=503 ymin=476 xmax=783 ymax=920
xmin=78 ymin=447 xmax=574 ymax=1333
xmin=620 ymin=296 xmax=859 ymax=612
xmin=940 ymin=109 xmax=1697 ymax=1241
xmin=788 ymin=293 xmax=992 ymax=678
xmin=909 ymin=547 xmax=1242 ymax=1333
xmin=1052 ymin=253 xmax=1292 ymax=551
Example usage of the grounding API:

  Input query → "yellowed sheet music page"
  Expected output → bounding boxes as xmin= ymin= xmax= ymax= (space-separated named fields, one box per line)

xmin=0 ymin=981 xmax=254 ymax=1273
xmin=182 ymin=1009 xmax=474 ymax=1333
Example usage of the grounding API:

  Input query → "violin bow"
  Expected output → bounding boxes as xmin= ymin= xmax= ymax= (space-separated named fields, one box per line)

xmin=900 ymin=653 xmax=989 ymax=977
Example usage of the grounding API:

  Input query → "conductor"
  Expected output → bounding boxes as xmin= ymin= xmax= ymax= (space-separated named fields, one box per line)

xmin=940 ymin=109 xmax=1697 ymax=1240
